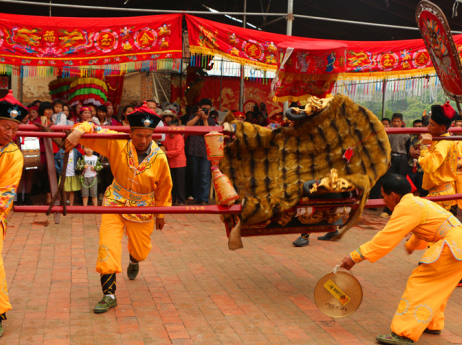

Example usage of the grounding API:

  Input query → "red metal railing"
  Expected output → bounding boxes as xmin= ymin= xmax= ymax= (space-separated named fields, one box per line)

xmin=13 ymin=124 xmax=462 ymax=218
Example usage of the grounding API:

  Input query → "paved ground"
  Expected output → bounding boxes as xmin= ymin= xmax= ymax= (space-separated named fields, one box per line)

xmin=1 ymin=209 xmax=462 ymax=345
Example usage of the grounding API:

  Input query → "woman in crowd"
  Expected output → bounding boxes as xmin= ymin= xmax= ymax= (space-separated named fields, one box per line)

xmin=73 ymin=102 xmax=83 ymax=122
xmin=121 ymin=105 xmax=134 ymax=126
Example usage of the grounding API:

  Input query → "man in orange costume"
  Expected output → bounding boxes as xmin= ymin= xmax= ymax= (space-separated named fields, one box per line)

xmin=0 ymin=91 xmax=28 ymax=337
xmin=66 ymin=102 xmax=172 ymax=313
xmin=418 ymin=102 xmax=458 ymax=213
xmin=341 ymin=174 xmax=462 ymax=345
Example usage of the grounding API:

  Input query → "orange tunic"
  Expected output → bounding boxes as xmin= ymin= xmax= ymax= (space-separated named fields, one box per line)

xmin=0 ymin=142 xmax=23 ymax=233
xmin=418 ymin=133 xmax=457 ymax=209
xmin=73 ymin=122 xmax=172 ymax=221
xmin=0 ymin=141 xmax=23 ymax=316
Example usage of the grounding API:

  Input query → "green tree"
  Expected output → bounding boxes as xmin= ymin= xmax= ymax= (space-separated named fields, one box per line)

xmin=357 ymin=87 xmax=458 ymax=126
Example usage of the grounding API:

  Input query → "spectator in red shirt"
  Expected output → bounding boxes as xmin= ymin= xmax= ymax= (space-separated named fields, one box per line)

xmin=161 ymin=118 xmax=186 ymax=205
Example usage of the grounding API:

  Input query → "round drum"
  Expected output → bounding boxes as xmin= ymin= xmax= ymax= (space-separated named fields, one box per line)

xmin=314 ymin=269 xmax=363 ymax=318
xmin=21 ymin=137 xmax=40 ymax=169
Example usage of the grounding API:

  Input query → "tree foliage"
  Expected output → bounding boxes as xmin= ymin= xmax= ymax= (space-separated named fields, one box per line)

xmin=356 ymin=88 xmax=458 ymax=126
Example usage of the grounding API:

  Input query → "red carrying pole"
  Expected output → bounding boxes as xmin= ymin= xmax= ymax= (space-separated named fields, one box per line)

xmin=18 ymin=124 xmax=222 ymax=135
xmin=13 ymin=194 xmax=462 ymax=214
xmin=14 ymin=205 xmax=243 ymax=214
xmin=16 ymin=131 xmax=144 ymax=139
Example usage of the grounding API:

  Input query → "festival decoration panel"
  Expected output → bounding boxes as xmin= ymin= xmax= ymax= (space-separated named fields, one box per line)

xmin=0 ymin=12 xmax=182 ymax=75
xmin=416 ymin=1 xmax=462 ymax=102
xmin=272 ymin=41 xmax=347 ymax=101
xmin=171 ymin=75 xmax=283 ymax=118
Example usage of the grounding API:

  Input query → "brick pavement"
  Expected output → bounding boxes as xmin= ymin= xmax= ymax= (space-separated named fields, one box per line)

xmin=1 ymin=209 xmax=462 ymax=345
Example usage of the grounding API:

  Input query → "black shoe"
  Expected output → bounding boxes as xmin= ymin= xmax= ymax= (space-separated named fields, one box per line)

xmin=24 ymin=194 xmax=34 ymax=205
xmin=16 ymin=198 xmax=23 ymax=206
xmin=127 ymin=261 xmax=139 ymax=280
xmin=186 ymin=199 xmax=201 ymax=205
xmin=423 ymin=328 xmax=441 ymax=335
xmin=318 ymin=230 xmax=339 ymax=241
xmin=293 ymin=235 xmax=310 ymax=247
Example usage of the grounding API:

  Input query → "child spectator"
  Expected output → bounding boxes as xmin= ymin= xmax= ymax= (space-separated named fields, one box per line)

xmin=161 ymin=109 xmax=175 ymax=125
xmin=162 ymin=118 xmax=186 ymax=205
xmin=55 ymin=147 xmax=82 ymax=206
xmin=382 ymin=118 xmax=391 ymax=128
xmin=76 ymin=147 xmax=102 ymax=206
xmin=28 ymin=105 xmax=39 ymax=122
xmin=52 ymin=100 xmax=64 ymax=116
xmin=53 ymin=102 xmax=74 ymax=126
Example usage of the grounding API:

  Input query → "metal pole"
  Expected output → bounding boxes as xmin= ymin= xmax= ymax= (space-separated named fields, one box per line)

xmin=381 ymin=79 xmax=387 ymax=120
xmin=220 ymin=58 xmax=223 ymax=111
xmin=287 ymin=0 xmax=293 ymax=36
xmin=239 ymin=0 xmax=246 ymax=112
xmin=19 ymin=68 xmax=23 ymax=104
xmin=283 ymin=0 xmax=294 ymax=115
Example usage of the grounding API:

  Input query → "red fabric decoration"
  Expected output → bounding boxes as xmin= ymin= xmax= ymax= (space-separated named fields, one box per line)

xmin=343 ymin=148 xmax=354 ymax=163
xmin=406 ymin=175 xmax=417 ymax=193
xmin=233 ymin=111 xmax=245 ymax=119
xmin=105 ymin=75 xmax=124 ymax=114
xmin=442 ymin=101 xmax=457 ymax=119
xmin=80 ymin=106 xmax=91 ymax=113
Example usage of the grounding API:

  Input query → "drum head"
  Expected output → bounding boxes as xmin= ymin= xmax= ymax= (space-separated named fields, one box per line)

xmin=314 ymin=271 xmax=363 ymax=318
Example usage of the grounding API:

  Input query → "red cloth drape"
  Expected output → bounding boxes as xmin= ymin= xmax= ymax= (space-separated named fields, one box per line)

xmin=105 ymin=75 xmax=125 ymax=114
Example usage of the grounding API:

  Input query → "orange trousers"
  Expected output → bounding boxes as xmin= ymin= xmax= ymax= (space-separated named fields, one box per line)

xmin=96 ymin=214 xmax=155 ymax=275
xmin=391 ymin=245 xmax=462 ymax=341
xmin=0 ymin=226 xmax=12 ymax=316
xmin=455 ymin=174 xmax=462 ymax=209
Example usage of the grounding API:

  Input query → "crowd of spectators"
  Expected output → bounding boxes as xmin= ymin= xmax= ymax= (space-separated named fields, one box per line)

xmin=14 ymin=97 xmax=242 ymax=208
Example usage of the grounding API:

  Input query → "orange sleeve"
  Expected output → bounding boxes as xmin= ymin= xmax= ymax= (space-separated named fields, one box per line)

xmin=357 ymin=196 xmax=422 ymax=263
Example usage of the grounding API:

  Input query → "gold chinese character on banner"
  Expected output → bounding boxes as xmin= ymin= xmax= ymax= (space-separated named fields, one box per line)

xmin=43 ymin=31 xmax=56 ymax=42
xmin=100 ymin=34 xmax=113 ymax=47
xmin=140 ymin=32 xmax=153 ymax=45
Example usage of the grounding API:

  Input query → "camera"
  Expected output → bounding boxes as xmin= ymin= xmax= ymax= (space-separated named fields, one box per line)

xmin=202 ymin=107 xmax=209 ymax=115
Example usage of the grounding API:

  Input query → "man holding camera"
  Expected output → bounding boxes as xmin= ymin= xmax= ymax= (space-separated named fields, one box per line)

xmin=186 ymin=98 xmax=215 ymax=205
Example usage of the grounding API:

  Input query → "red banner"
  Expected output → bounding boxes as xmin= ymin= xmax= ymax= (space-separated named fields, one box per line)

xmin=186 ymin=14 xmax=291 ymax=72
xmin=171 ymin=75 xmax=282 ymax=118
xmin=185 ymin=14 xmax=462 ymax=81
xmin=0 ymin=12 xmax=182 ymax=73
